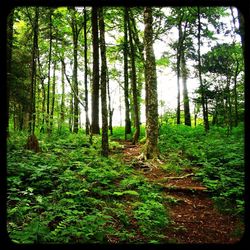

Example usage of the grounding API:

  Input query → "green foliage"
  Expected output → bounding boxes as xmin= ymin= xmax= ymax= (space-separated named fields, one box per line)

xmin=7 ymin=131 xmax=170 ymax=243
xmin=156 ymin=55 xmax=170 ymax=67
xmin=133 ymin=200 xmax=169 ymax=238
xmin=159 ymin=123 xmax=244 ymax=216
xmin=111 ymin=126 xmax=146 ymax=140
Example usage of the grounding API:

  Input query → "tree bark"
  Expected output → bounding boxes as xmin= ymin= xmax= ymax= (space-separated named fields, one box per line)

xmin=107 ymin=72 xmax=114 ymax=135
xmin=197 ymin=7 xmax=209 ymax=132
xmin=233 ymin=60 xmax=239 ymax=127
xmin=144 ymin=7 xmax=159 ymax=159
xmin=91 ymin=6 xmax=100 ymax=135
xmin=37 ymin=46 xmax=46 ymax=133
xmin=181 ymin=53 xmax=191 ymax=126
xmin=176 ymin=16 xmax=189 ymax=125
xmin=176 ymin=21 xmax=182 ymax=125
xmin=124 ymin=7 xmax=132 ymax=139
xmin=84 ymin=7 xmax=90 ymax=135
xmin=46 ymin=9 xmax=53 ymax=134
xmin=26 ymin=7 xmax=39 ymax=152
xmin=69 ymin=91 xmax=73 ymax=132
xmin=70 ymin=9 xmax=79 ymax=133
xmin=59 ymin=59 xmax=65 ymax=131
xmin=225 ymin=76 xmax=233 ymax=134
xmin=7 ymin=9 xmax=14 ymax=135
xmin=50 ymin=59 xmax=56 ymax=131
xmin=237 ymin=8 xmax=245 ymax=55
xmin=99 ymin=7 xmax=109 ymax=157
xmin=30 ymin=7 xmax=39 ymax=136
xmin=128 ymin=11 xmax=140 ymax=145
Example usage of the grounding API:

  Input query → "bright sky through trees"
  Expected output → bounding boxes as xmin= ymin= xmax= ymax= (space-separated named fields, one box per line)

xmin=12 ymin=6 xmax=240 ymax=127
xmin=89 ymin=6 xmax=241 ymax=126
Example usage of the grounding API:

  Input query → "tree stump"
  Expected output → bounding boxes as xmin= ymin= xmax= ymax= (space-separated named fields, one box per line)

xmin=25 ymin=134 xmax=40 ymax=153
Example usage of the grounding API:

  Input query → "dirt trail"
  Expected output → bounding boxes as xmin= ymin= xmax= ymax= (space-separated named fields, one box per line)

xmin=119 ymin=140 xmax=243 ymax=244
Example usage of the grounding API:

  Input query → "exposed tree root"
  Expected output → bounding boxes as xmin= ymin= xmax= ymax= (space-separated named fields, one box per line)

xmin=158 ymin=184 xmax=208 ymax=193
xmin=132 ymin=160 xmax=153 ymax=172
xmin=158 ymin=173 xmax=195 ymax=182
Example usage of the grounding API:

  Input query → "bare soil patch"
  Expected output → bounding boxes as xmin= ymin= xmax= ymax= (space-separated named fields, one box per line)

xmin=117 ymin=140 xmax=244 ymax=244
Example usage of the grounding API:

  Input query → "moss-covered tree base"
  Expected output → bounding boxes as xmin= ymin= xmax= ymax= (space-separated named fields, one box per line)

xmin=145 ymin=142 xmax=159 ymax=160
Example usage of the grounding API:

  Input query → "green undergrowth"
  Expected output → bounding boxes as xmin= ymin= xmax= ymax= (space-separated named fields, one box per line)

xmin=7 ymin=130 xmax=169 ymax=243
xmin=110 ymin=126 xmax=146 ymax=141
xmin=7 ymin=123 xmax=245 ymax=243
xmin=158 ymin=123 xmax=245 ymax=216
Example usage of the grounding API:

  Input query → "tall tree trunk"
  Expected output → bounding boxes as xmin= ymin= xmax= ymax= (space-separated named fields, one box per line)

xmin=124 ymin=7 xmax=131 ymax=139
xmin=30 ymin=8 xmax=39 ymax=136
xmin=99 ymin=7 xmax=109 ymax=157
xmin=128 ymin=11 xmax=140 ymax=145
xmin=7 ymin=9 xmax=14 ymax=135
xmin=50 ymin=60 xmax=56 ymax=131
xmin=194 ymin=106 xmax=197 ymax=127
xmin=212 ymin=87 xmax=219 ymax=126
xmin=107 ymin=72 xmax=113 ymax=135
xmin=46 ymin=9 xmax=53 ymax=134
xmin=144 ymin=7 xmax=158 ymax=159
xmin=84 ymin=7 xmax=90 ymax=135
xmin=225 ymin=76 xmax=233 ymax=134
xmin=197 ymin=7 xmax=209 ymax=132
xmin=69 ymin=92 xmax=73 ymax=132
xmin=233 ymin=60 xmax=239 ymax=127
xmin=176 ymin=17 xmax=188 ymax=125
xmin=71 ymin=10 xmax=79 ymax=133
xmin=91 ymin=6 xmax=100 ymax=135
xmin=59 ymin=60 xmax=65 ymax=131
xmin=72 ymin=37 xmax=79 ymax=133
xmin=129 ymin=10 xmax=143 ymax=133
xmin=26 ymin=7 xmax=39 ymax=153
xmin=176 ymin=56 xmax=181 ymax=124
xmin=181 ymin=53 xmax=191 ymax=126
xmin=176 ymin=22 xmax=182 ymax=125
xmin=37 ymin=48 xmax=46 ymax=133
xmin=237 ymin=8 xmax=245 ymax=55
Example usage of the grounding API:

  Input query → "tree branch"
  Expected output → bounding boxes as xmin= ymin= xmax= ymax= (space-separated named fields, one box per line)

xmin=60 ymin=59 xmax=86 ymax=108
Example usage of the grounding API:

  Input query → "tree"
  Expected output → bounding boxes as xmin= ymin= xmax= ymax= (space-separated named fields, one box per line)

xmin=201 ymin=42 xmax=244 ymax=130
xmin=99 ymin=7 xmax=109 ymax=157
xmin=144 ymin=7 xmax=159 ymax=159
xmin=25 ymin=7 xmax=40 ymax=152
xmin=168 ymin=7 xmax=195 ymax=126
xmin=236 ymin=8 xmax=245 ymax=55
xmin=128 ymin=9 xmax=140 ymax=145
xmin=49 ymin=54 xmax=57 ymax=131
xmin=123 ymin=7 xmax=131 ymax=139
xmin=197 ymin=6 xmax=209 ymax=132
xmin=91 ymin=6 xmax=100 ymax=135
xmin=129 ymin=9 xmax=144 ymax=139
xmin=46 ymin=8 xmax=53 ymax=134
xmin=83 ymin=7 xmax=90 ymax=135
xmin=7 ymin=9 xmax=14 ymax=135
xmin=59 ymin=59 xmax=65 ymax=131
xmin=69 ymin=7 xmax=84 ymax=133
xmin=8 ymin=8 xmax=31 ymax=132
xmin=107 ymin=71 xmax=114 ymax=135
xmin=181 ymin=52 xmax=191 ymax=126
xmin=175 ymin=11 xmax=187 ymax=125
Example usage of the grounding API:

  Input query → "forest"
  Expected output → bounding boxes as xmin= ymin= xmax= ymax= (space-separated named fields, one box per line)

xmin=6 ymin=5 xmax=245 ymax=244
